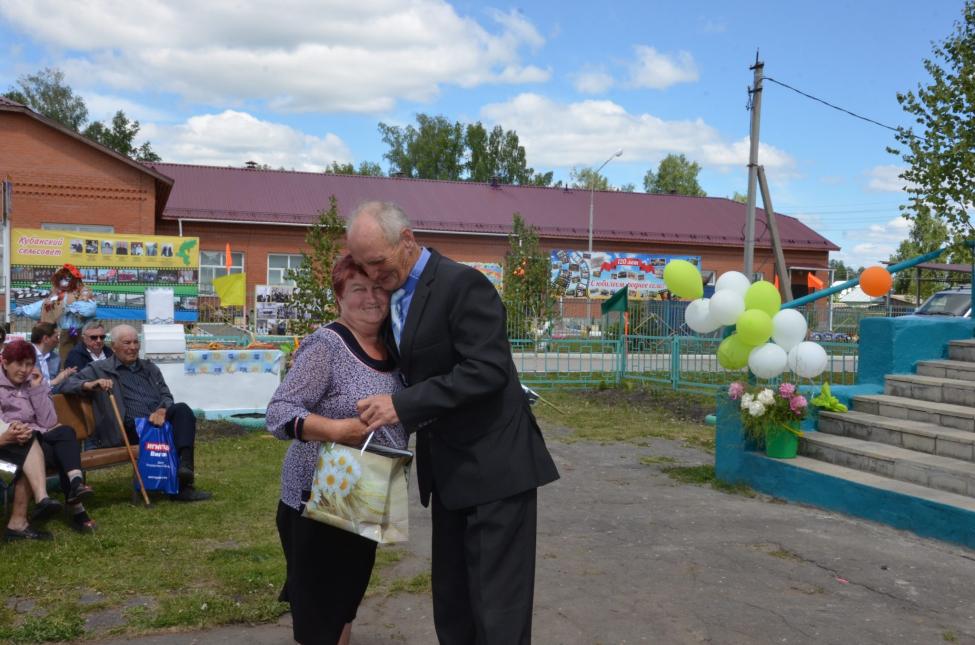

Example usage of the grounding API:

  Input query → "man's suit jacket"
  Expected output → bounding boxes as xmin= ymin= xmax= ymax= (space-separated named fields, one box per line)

xmin=390 ymin=249 xmax=559 ymax=510
xmin=64 ymin=343 xmax=114 ymax=371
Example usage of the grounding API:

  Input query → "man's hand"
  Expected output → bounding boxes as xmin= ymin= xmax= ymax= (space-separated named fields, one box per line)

xmin=82 ymin=378 xmax=114 ymax=392
xmin=148 ymin=408 xmax=166 ymax=427
xmin=356 ymin=395 xmax=400 ymax=433
xmin=50 ymin=366 xmax=77 ymax=387
xmin=28 ymin=368 xmax=44 ymax=389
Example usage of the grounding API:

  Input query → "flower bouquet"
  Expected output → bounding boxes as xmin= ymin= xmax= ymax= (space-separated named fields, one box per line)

xmin=728 ymin=381 xmax=808 ymax=459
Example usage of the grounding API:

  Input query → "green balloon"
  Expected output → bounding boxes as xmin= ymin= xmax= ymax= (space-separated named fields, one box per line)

xmin=662 ymin=259 xmax=703 ymax=300
xmin=744 ymin=281 xmax=781 ymax=317
xmin=736 ymin=309 xmax=774 ymax=346
xmin=717 ymin=334 xmax=753 ymax=370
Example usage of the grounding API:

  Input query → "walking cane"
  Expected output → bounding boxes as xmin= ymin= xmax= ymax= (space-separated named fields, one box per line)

xmin=107 ymin=390 xmax=150 ymax=507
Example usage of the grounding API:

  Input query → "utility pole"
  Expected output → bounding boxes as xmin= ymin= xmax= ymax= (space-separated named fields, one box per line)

xmin=757 ymin=165 xmax=793 ymax=300
xmin=744 ymin=52 xmax=763 ymax=279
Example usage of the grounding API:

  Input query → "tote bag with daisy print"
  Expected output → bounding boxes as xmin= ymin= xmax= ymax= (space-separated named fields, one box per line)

xmin=302 ymin=439 xmax=413 ymax=544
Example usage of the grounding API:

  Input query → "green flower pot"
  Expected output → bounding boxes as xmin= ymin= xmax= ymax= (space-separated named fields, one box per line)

xmin=765 ymin=423 xmax=799 ymax=459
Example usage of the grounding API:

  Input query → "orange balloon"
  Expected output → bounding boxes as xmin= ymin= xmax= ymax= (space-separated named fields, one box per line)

xmin=860 ymin=265 xmax=892 ymax=297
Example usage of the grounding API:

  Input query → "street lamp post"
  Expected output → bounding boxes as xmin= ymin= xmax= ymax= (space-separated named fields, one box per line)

xmin=586 ymin=149 xmax=623 ymax=328
xmin=587 ymin=149 xmax=623 ymax=256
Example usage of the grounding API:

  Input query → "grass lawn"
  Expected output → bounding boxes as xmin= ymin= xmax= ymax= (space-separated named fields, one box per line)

xmin=533 ymin=385 xmax=717 ymax=451
xmin=0 ymin=423 xmax=416 ymax=643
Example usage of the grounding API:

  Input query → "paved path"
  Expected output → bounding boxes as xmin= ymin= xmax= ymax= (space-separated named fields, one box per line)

xmin=95 ymin=422 xmax=975 ymax=644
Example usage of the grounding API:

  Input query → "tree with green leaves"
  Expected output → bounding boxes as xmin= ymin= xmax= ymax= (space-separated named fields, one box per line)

xmin=502 ymin=214 xmax=554 ymax=339
xmin=570 ymin=167 xmax=610 ymax=191
xmin=286 ymin=196 xmax=346 ymax=335
xmin=643 ymin=153 xmax=706 ymax=196
xmin=83 ymin=110 xmax=161 ymax=162
xmin=325 ymin=161 xmax=384 ymax=176
xmin=887 ymin=208 xmax=953 ymax=299
xmin=889 ymin=1 xmax=975 ymax=248
xmin=4 ymin=67 xmax=160 ymax=161
xmin=730 ymin=191 xmax=748 ymax=204
xmin=378 ymin=113 xmax=553 ymax=186
xmin=4 ymin=67 xmax=88 ymax=131
xmin=379 ymin=114 xmax=466 ymax=180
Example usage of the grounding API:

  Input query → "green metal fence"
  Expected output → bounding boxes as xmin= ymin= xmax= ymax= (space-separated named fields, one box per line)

xmin=514 ymin=335 xmax=860 ymax=392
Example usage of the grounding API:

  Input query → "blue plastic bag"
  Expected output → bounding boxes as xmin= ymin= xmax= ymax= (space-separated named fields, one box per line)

xmin=135 ymin=418 xmax=179 ymax=495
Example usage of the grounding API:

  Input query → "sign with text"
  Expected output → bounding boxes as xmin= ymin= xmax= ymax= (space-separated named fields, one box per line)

xmin=11 ymin=228 xmax=200 ymax=321
xmin=550 ymin=250 xmax=702 ymax=300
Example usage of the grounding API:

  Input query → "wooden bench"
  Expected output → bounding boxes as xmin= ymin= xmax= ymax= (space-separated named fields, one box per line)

xmin=52 ymin=393 xmax=138 ymax=471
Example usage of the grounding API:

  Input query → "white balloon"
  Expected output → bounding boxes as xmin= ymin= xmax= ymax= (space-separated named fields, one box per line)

xmin=748 ymin=343 xmax=789 ymax=379
xmin=685 ymin=298 xmax=723 ymax=334
xmin=772 ymin=309 xmax=808 ymax=351
xmin=715 ymin=271 xmax=752 ymax=297
xmin=708 ymin=290 xmax=746 ymax=326
xmin=787 ymin=341 xmax=829 ymax=379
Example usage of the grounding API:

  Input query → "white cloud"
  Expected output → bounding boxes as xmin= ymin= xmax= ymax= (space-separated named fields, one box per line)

xmin=829 ymin=216 xmax=911 ymax=268
xmin=572 ymin=68 xmax=614 ymax=94
xmin=480 ymin=93 xmax=795 ymax=172
xmin=865 ymin=216 xmax=911 ymax=242
xmin=142 ymin=110 xmax=351 ymax=171
xmin=83 ymin=92 xmax=172 ymax=124
xmin=626 ymin=45 xmax=698 ymax=89
xmin=866 ymin=165 xmax=908 ymax=192
xmin=1 ymin=0 xmax=550 ymax=113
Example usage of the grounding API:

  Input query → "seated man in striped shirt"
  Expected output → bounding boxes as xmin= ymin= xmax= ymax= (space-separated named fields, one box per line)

xmin=62 ymin=324 xmax=211 ymax=502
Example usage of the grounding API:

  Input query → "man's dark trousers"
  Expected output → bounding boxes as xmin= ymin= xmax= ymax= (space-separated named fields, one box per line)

xmin=431 ymin=488 xmax=537 ymax=645
xmin=124 ymin=402 xmax=196 ymax=451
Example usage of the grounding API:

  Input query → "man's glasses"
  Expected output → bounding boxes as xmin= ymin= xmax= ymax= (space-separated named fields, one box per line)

xmin=86 ymin=335 xmax=106 ymax=340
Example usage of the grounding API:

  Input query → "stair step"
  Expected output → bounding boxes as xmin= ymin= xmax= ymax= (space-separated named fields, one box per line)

xmin=785 ymin=455 xmax=975 ymax=514
xmin=885 ymin=373 xmax=975 ymax=407
xmin=800 ymin=432 xmax=975 ymax=497
xmin=852 ymin=394 xmax=975 ymax=432
xmin=916 ymin=359 xmax=975 ymax=382
xmin=818 ymin=410 xmax=975 ymax=461
xmin=948 ymin=339 xmax=975 ymax=362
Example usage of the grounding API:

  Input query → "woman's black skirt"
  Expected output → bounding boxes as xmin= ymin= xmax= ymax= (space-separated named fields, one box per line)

xmin=276 ymin=500 xmax=378 ymax=645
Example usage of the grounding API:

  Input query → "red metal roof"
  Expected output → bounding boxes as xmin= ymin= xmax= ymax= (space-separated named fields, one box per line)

xmin=148 ymin=162 xmax=838 ymax=251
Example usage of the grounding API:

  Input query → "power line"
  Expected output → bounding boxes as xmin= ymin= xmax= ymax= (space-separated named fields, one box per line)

xmin=762 ymin=76 xmax=904 ymax=133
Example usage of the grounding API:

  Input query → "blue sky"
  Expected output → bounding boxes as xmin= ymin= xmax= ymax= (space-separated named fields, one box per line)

xmin=0 ymin=1 xmax=965 ymax=269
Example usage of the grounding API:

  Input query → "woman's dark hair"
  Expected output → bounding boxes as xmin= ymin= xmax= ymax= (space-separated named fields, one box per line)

xmin=2 ymin=340 xmax=37 ymax=365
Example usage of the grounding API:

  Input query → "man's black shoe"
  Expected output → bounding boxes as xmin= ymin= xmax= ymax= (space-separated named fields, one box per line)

xmin=169 ymin=486 xmax=211 ymax=502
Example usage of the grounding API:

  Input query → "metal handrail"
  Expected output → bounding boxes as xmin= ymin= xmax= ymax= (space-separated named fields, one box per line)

xmin=781 ymin=247 xmax=948 ymax=310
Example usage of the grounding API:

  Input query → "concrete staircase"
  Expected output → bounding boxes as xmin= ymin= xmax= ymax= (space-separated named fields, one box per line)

xmin=803 ymin=339 xmax=975 ymax=511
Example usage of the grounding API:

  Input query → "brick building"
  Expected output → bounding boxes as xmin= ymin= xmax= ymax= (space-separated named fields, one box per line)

xmin=1 ymin=97 xmax=837 ymax=317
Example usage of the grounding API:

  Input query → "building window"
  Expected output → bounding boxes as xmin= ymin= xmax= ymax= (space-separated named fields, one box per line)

xmin=267 ymin=253 xmax=303 ymax=286
xmin=41 ymin=223 xmax=115 ymax=233
xmin=199 ymin=250 xmax=244 ymax=295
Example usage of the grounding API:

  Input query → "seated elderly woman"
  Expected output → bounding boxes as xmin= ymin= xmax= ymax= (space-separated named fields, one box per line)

xmin=266 ymin=254 xmax=408 ymax=645
xmin=1 ymin=422 xmax=62 ymax=540
xmin=0 ymin=340 xmax=96 ymax=533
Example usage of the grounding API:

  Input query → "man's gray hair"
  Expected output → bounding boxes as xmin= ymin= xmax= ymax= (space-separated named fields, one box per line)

xmin=81 ymin=319 xmax=104 ymax=334
xmin=347 ymin=201 xmax=412 ymax=245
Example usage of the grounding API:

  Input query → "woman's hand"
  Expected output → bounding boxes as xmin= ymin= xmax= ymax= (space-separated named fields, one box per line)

xmin=29 ymin=368 xmax=44 ymax=389
xmin=50 ymin=366 xmax=77 ymax=387
xmin=7 ymin=422 xmax=33 ymax=445
xmin=330 ymin=417 xmax=370 ymax=446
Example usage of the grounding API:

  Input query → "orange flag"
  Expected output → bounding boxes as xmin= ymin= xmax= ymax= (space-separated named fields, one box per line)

xmin=225 ymin=243 xmax=232 ymax=272
xmin=807 ymin=273 xmax=824 ymax=290
xmin=774 ymin=274 xmax=780 ymax=290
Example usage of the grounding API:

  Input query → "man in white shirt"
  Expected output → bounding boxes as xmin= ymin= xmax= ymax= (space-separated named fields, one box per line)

xmin=30 ymin=322 xmax=75 ymax=393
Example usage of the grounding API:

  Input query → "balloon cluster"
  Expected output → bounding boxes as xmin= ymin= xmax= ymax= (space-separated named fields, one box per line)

xmin=662 ymin=260 xmax=828 ymax=380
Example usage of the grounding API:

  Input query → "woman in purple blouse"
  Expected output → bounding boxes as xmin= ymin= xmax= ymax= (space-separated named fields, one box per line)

xmin=266 ymin=254 xmax=407 ymax=645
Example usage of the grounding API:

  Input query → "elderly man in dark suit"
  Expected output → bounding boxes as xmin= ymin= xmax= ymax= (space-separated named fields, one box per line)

xmin=350 ymin=201 xmax=559 ymax=645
